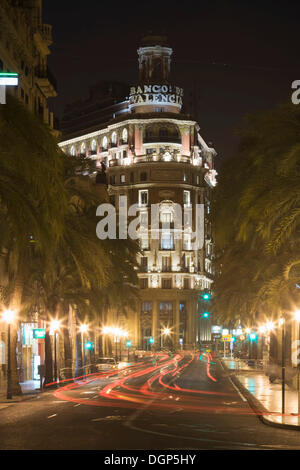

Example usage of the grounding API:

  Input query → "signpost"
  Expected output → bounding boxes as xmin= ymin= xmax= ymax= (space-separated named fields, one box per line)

xmin=0 ymin=72 xmax=19 ymax=104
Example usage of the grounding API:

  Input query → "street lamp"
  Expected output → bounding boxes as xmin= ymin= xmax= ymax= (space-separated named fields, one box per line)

xmin=79 ymin=324 xmax=88 ymax=375
xmin=50 ymin=319 xmax=60 ymax=383
xmin=294 ymin=310 xmax=300 ymax=422
xmin=2 ymin=309 xmax=16 ymax=399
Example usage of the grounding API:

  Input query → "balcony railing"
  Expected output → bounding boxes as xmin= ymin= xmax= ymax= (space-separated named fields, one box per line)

xmin=144 ymin=136 xmax=181 ymax=144
xmin=35 ymin=65 xmax=57 ymax=93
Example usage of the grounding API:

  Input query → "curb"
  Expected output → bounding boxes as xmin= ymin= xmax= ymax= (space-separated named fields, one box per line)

xmin=219 ymin=357 xmax=300 ymax=432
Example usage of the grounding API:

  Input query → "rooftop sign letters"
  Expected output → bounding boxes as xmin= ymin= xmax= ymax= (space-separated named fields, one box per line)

xmin=129 ymin=84 xmax=183 ymax=107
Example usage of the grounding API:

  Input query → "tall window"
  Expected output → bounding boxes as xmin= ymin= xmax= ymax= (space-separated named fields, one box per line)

xmin=102 ymin=136 xmax=108 ymax=149
xmin=139 ymin=190 xmax=148 ymax=206
xmin=122 ymin=128 xmax=128 ymax=143
xmin=161 ymin=211 xmax=173 ymax=223
xmin=120 ymin=174 xmax=126 ymax=183
xmin=140 ymin=172 xmax=147 ymax=181
xmin=162 ymin=278 xmax=172 ymax=289
xmin=161 ymin=232 xmax=174 ymax=250
xmin=111 ymin=131 xmax=117 ymax=144
xmin=162 ymin=256 xmax=171 ymax=272
xmin=70 ymin=145 xmax=75 ymax=156
xmin=91 ymin=139 xmax=97 ymax=152
xmin=80 ymin=142 xmax=86 ymax=154
xmin=183 ymin=190 xmax=191 ymax=206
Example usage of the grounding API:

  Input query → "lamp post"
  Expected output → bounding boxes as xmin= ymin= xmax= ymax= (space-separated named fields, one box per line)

xmin=2 ymin=309 xmax=16 ymax=399
xmin=278 ymin=317 xmax=286 ymax=416
xmin=294 ymin=310 xmax=300 ymax=422
xmin=50 ymin=320 xmax=60 ymax=383
xmin=162 ymin=328 xmax=171 ymax=349
xmin=80 ymin=324 xmax=88 ymax=375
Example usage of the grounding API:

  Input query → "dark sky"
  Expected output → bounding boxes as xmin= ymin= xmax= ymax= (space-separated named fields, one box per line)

xmin=43 ymin=0 xmax=300 ymax=165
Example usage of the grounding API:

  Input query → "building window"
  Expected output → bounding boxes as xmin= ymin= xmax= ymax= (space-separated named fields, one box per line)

xmin=91 ymin=139 xmax=97 ymax=152
xmin=109 ymin=195 xmax=115 ymax=205
xmin=162 ymin=278 xmax=172 ymax=289
xmin=184 ymin=278 xmax=190 ymax=289
xmin=141 ymin=301 xmax=152 ymax=313
xmin=146 ymin=148 xmax=154 ymax=154
xmin=139 ymin=190 xmax=148 ymax=206
xmin=162 ymin=256 xmax=171 ymax=272
xmin=123 ymin=150 xmax=127 ymax=159
xmin=183 ymin=190 xmax=191 ymax=206
xmin=110 ymin=175 xmax=116 ymax=185
xmin=197 ymin=175 xmax=200 ymax=185
xmin=122 ymin=128 xmax=128 ymax=143
xmin=161 ymin=211 xmax=173 ymax=224
xmin=183 ymin=233 xmax=192 ymax=251
xmin=111 ymin=131 xmax=117 ymax=144
xmin=130 ymin=172 xmax=134 ymax=183
xmin=140 ymin=256 xmax=148 ymax=272
xmin=81 ymin=142 xmax=86 ymax=155
xmin=140 ymin=278 xmax=148 ymax=289
xmin=120 ymin=174 xmax=126 ymax=183
xmin=102 ymin=136 xmax=108 ymax=149
xmin=140 ymin=172 xmax=147 ymax=182
xmin=70 ymin=145 xmax=76 ymax=156
xmin=140 ymin=235 xmax=149 ymax=250
xmin=161 ymin=232 xmax=174 ymax=250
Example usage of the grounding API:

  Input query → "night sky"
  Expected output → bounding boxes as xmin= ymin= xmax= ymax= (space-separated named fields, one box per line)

xmin=43 ymin=0 xmax=300 ymax=165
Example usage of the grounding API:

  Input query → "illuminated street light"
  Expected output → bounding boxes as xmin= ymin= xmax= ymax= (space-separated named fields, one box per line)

xmin=163 ymin=328 xmax=171 ymax=336
xmin=245 ymin=328 xmax=251 ymax=334
xmin=50 ymin=319 xmax=60 ymax=383
xmin=266 ymin=321 xmax=275 ymax=332
xmin=2 ymin=309 xmax=16 ymax=399
xmin=258 ymin=326 xmax=266 ymax=334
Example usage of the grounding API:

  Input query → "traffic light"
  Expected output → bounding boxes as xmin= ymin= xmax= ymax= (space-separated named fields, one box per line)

xmin=126 ymin=340 xmax=132 ymax=348
xmin=85 ymin=341 xmax=93 ymax=350
xmin=202 ymin=312 xmax=210 ymax=319
xmin=149 ymin=337 xmax=154 ymax=344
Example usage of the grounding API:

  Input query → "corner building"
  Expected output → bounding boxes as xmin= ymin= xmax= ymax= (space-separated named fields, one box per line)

xmin=59 ymin=35 xmax=217 ymax=350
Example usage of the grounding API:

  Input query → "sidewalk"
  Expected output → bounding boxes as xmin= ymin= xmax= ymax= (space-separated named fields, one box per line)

xmin=221 ymin=357 xmax=300 ymax=429
xmin=0 ymin=380 xmax=40 ymax=404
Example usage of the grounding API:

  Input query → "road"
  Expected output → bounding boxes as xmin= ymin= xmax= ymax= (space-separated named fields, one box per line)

xmin=1 ymin=351 xmax=300 ymax=450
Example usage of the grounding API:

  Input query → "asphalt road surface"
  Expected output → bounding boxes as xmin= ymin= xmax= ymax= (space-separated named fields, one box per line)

xmin=1 ymin=351 xmax=300 ymax=450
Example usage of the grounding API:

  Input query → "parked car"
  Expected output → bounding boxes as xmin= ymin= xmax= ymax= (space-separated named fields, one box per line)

xmin=95 ymin=357 xmax=117 ymax=371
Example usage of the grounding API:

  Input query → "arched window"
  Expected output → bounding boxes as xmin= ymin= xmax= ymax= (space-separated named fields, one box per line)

xmin=102 ymin=136 xmax=108 ymax=149
xmin=91 ymin=139 xmax=97 ymax=152
xmin=70 ymin=145 xmax=75 ymax=156
xmin=80 ymin=142 xmax=86 ymax=154
xmin=111 ymin=131 xmax=117 ymax=145
xmin=122 ymin=128 xmax=128 ymax=143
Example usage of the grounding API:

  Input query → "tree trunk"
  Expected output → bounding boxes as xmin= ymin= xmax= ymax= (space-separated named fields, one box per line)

xmin=9 ymin=275 xmax=24 ymax=395
xmin=44 ymin=323 xmax=53 ymax=386
xmin=63 ymin=325 xmax=73 ymax=379
xmin=74 ymin=313 xmax=83 ymax=377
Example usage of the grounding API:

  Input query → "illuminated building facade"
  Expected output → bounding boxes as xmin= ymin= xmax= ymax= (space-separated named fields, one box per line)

xmin=59 ymin=35 xmax=217 ymax=350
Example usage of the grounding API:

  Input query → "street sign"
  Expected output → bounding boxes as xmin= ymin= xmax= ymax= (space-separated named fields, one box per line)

xmin=222 ymin=334 xmax=232 ymax=342
xmin=212 ymin=333 xmax=222 ymax=340
xmin=33 ymin=328 xmax=46 ymax=339
xmin=126 ymin=340 xmax=132 ymax=347
xmin=0 ymin=72 xmax=19 ymax=104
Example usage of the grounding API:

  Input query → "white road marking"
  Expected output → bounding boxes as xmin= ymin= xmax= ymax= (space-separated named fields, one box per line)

xmin=228 ymin=377 xmax=247 ymax=402
xmin=47 ymin=414 xmax=57 ymax=419
xmin=73 ymin=404 xmax=81 ymax=407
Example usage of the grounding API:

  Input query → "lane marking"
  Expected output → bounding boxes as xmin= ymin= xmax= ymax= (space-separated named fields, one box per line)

xmin=228 ymin=377 xmax=247 ymax=402
xmin=47 ymin=414 xmax=57 ymax=419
